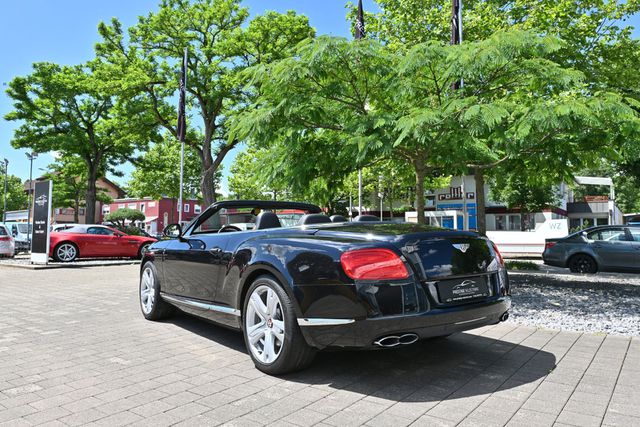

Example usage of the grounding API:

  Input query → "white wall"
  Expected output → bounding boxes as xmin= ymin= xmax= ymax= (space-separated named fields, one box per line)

xmin=487 ymin=218 xmax=568 ymax=255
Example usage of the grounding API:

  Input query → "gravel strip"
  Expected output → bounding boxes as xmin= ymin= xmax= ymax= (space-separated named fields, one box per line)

xmin=507 ymin=270 xmax=640 ymax=336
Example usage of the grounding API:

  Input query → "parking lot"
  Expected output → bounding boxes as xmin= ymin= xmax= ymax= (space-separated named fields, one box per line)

xmin=0 ymin=265 xmax=639 ymax=426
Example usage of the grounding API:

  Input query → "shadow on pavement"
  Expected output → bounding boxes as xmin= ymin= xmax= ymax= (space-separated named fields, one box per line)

xmin=168 ymin=312 xmax=555 ymax=402
xmin=284 ymin=333 xmax=555 ymax=402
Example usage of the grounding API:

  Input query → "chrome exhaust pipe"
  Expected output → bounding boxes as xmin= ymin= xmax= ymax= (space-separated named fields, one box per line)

xmin=374 ymin=333 xmax=419 ymax=348
xmin=499 ymin=312 xmax=509 ymax=322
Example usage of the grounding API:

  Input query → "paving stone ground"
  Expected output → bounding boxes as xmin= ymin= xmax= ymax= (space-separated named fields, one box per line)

xmin=0 ymin=265 xmax=638 ymax=427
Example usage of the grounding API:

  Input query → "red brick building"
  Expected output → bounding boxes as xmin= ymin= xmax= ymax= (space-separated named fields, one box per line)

xmin=105 ymin=197 xmax=202 ymax=234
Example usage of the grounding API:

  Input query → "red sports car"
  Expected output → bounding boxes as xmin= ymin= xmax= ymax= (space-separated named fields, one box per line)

xmin=50 ymin=225 xmax=157 ymax=262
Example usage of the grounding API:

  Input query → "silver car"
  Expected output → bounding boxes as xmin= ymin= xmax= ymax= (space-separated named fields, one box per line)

xmin=543 ymin=225 xmax=640 ymax=273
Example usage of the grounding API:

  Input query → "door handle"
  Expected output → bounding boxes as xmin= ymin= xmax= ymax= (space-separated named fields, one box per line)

xmin=209 ymin=247 xmax=222 ymax=254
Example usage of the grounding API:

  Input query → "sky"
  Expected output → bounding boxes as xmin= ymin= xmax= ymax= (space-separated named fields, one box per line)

xmin=0 ymin=0 xmax=378 ymax=193
xmin=0 ymin=0 xmax=638 ymax=194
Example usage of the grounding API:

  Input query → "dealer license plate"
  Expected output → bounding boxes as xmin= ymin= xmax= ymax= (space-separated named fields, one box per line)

xmin=437 ymin=277 xmax=490 ymax=304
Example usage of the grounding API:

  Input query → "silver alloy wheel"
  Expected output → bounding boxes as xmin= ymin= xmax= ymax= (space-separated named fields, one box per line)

xmin=56 ymin=243 xmax=77 ymax=262
xmin=140 ymin=267 xmax=155 ymax=314
xmin=245 ymin=285 xmax=285 ymax=364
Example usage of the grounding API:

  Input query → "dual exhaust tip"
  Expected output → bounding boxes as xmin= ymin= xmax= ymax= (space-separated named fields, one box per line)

xmin=374 ymin=312 xmax=510 ymax=348
xmin=374 ymin=333 xmax=419 ymax=348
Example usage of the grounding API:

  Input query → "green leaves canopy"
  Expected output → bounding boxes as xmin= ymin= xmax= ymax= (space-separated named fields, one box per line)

xmin=235 ymin=30 xmax=640 ymax=224
xmin=5 ymin=61 xmax=158 ymax=223
xmin=96 ymin=0 xmax=315 ymax=205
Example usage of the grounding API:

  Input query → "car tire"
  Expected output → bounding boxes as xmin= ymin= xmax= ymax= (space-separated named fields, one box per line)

xmin=139 ymin=261 xmax=175 ymax=320
xmin=53 ymin=242 xmax=79 ymax=262
xmin=568 ymin=254 xmax=598 ymax=274
xmin=242 ymin=275 xmax=316 ymax=375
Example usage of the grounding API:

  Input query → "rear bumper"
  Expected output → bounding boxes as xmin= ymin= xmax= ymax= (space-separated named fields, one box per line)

xmin=542 ymin=251 xmax=565 ymax=268
xmin=298 ymin=297 xmax=511 ymax=349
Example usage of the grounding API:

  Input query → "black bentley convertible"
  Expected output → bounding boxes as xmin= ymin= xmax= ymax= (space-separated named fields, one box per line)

xmin=139 ymin=200 xmax=511 ymax=374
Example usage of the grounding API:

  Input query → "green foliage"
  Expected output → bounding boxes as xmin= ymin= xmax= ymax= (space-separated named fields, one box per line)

xmin=4 ymin=61 xmax=159 ymax=223
xmin=104 ymin=208 xmax=146 ymax=228
xmin=490 ymin=164 xmax=559 ymax=231
xmin=43 ymin=156 xmax=112 ymax=223
xmin=227 ymin=148 xmax=273 ymax=200
xmin=0 ymin=174 xmax=28 ymax=220
xmin=127 ymin=135 xmax=205 ymax=200
xmin=236 ymin=31 xmax=640 ymax=225
xmin=505 ymin=260 xmax=540 ymax=271
xmin=352 ymin=0 xmax=640 ymax=98
xmin=96 ymin=0 xmax=315 ymax=205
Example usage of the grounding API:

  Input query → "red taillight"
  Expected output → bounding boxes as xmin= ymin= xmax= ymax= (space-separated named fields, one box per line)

xmin=490 ymin=241 xmax=504 ymax=266
xmin=340 ymin=248 xmax=409 ymax=280
xmin=0 ymin=236 xmax=10 ymax=241
xmin=545 ymin=242 xmax=556 ymax=251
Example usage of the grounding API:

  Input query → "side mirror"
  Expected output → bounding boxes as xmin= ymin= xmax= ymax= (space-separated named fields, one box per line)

xmin=164 ymin=223 xmax=182 ymax=239
xmin=580 ymin=231 xmax=589 ymax=241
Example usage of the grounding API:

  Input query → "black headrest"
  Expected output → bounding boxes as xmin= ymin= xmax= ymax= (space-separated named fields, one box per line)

xmin=354 ymin=215 xmax=380 ymax=222
xmin=255 ymin=212 xmax=281 ymax=230
xmin=330 ymin=215 xmax=347 ymax=223
xmin=298 ymin=214 xmax=332 ymax=225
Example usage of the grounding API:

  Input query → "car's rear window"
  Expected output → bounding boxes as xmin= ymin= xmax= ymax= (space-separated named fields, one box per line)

xmin=0 ymin=226 xmax=8 ymax=236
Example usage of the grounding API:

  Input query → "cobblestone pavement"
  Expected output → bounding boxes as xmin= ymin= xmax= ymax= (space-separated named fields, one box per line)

xmin=0 ymin=265 xmax=638 ymax=427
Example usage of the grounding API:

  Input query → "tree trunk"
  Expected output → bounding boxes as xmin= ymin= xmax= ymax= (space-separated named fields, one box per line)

xmin=414 ymin=159 xmax=426 ymax=224
xmin=85 ymin=169 xmax=98 ymax=224
xmin=73 ymin=197 xmax=80 ymax=223
xmin=474 ymin=167 xmax=487 ymax=235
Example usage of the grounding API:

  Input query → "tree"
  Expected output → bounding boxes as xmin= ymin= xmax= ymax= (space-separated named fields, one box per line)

xmin=236 ymin=32 xmax=639 ymax=227
xmin=128 ymin=136 xmax=204 ymax=200
xmin=352 ymin=0 xmax=640 ymax=230
xmin=490 ymin=166 xmax=559 ymax=231
xmin=227 ymin=148 xmax=273 ymax=200
xmin=0 ymin=174 xmax=28 ymax=220
xmin=356 ymin=0 xmax=640 ymax=96
xmin=104 ymin=208 xmax=146 ymax=228
xmin=5 ymin=62 xmax=158 ymax=223
xmin=96 ymin=0 xmax=315 ymax=206
xmin=44 ymin=156 xmax=112 ymax=223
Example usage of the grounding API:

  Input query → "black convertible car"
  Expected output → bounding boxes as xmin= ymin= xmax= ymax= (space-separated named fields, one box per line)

xmin=140 ymin=200 xmax=511 ymax=374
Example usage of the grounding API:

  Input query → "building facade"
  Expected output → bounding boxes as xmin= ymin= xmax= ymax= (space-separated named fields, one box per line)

xmin=405 ymin=175 xmax=622 ymax=255
xmin=105 ymin=197 xmax=202 ymax=234
xmin=24 ymin=177 xmax=125 ymax=225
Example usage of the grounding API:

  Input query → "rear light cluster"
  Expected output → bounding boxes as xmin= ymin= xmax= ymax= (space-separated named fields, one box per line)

xmin=490 ymin=241 xmax=504 ymax=267
xmin=340 ymin=248 xmax=409 ymax=280
xmin=0 ymin=236 xmax=11 ymax=242
xmin=545 ymin=242 xmax=556 ymax=251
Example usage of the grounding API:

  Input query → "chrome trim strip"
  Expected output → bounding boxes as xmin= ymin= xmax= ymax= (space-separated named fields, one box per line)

xmin=297 ymin=318 xmax=355 ymax=326
xmin=161 ymin=293 xmax=241 ymax=317
xmin=455 ymin=316 xmax=487 ymax=325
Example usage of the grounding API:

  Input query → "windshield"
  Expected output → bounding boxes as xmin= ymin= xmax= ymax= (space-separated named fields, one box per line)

xmin=193 ymin=207 xmax=308 ymax=234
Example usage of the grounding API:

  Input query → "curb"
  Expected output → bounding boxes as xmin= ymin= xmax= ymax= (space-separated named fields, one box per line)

xmin=0 ymin=260 xmax=140 ymax=270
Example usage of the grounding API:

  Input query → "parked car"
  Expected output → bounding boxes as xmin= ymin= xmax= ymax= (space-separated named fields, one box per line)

xmin=139 ymin=200 xmax=511 ymax=375
xmin=1 ymin=222 xmax=31 ymax=253
xmin=50 ymin=225 xmax=157 ymax=262
xmin=0 ymin=224 xmax=16 ymax=257
xmin=543 ymin=225 xmax=640 ymax=273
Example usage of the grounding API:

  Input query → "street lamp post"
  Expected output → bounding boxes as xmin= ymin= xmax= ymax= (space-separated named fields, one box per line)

xmin=26 ymin=152 xmax=38 ymax=250
xmin=2 ymin=158 xmax=8 ymax=222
